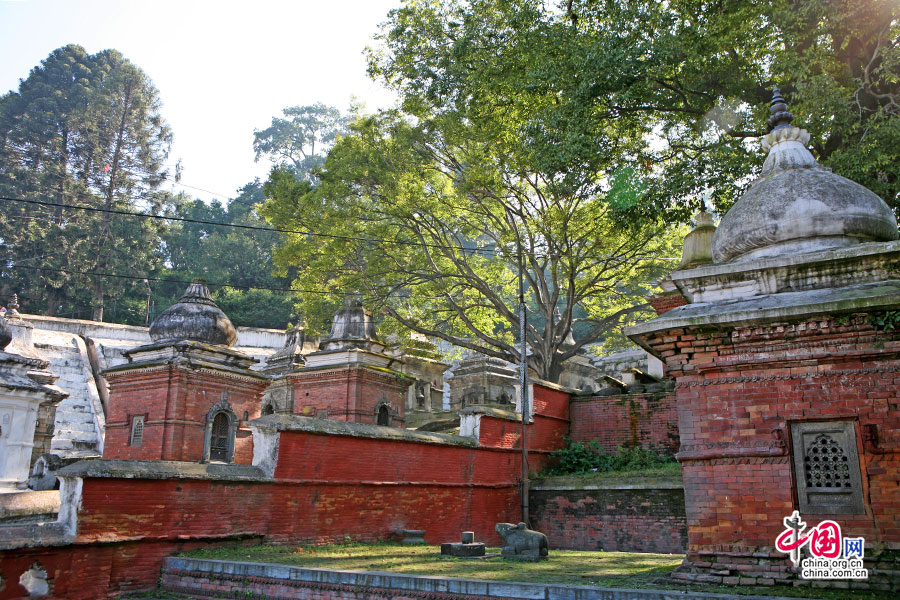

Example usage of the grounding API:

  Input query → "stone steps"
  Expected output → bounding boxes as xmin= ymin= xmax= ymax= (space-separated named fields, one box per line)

xmin=32 ymin=332 xmax=105 ymax=459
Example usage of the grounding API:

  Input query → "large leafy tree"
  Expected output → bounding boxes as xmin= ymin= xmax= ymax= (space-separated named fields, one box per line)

xmin=263 ymin=0 xmax=900 ymax=381
xmin=369 ymin=0 xmax=900 ymax=217
xmin=253 ymin=103 xmax=352 ymax=181
xmin=0 ymin=45 xmax=173 ymax=319
xmin=262 ymin=110 xmax=678 ymax=383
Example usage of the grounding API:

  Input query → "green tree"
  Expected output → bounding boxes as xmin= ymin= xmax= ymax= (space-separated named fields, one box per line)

xmin=0 ymin=45 xmax=173 ymax=319
xmin=253 ymin=103 xmax=352 ymax=181
xmin=370 ymin=0 xmax=900 ymax=217
xmin=262 ymin=113 xmax=679 ymax=382
xmin=157 ymin=180 xmax=295 ymax=330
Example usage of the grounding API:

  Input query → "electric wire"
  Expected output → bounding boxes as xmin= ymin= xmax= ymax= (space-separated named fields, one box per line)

xmin=0 ymin=195 xmax=681 ymax=262
xmin=7 ymin=264 xmax=407 ymax=298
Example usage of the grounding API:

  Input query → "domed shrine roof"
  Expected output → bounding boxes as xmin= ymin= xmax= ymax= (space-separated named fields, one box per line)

xmin=710 ymin=89 xmax=899 ymax=263
xmin=148 ymin=280 xmax=237 ymax=347
xmin=318 ymin=299 xmax=384 ymax=352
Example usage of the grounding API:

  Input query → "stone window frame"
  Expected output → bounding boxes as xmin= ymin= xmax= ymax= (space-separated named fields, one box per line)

xmin=129 ymin=414 xmax=147 ymax=446
xmin=790 ymin=420 xmax=865 ymax=515
xmin=202 ymin=400 xmax=238 ymax=463
xmin=374 ymin=397 xmax=392 ymax=426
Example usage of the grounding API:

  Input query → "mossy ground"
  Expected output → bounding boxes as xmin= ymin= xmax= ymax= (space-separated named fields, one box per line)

xmin=109 ymin=541 xmax=896 ymax=600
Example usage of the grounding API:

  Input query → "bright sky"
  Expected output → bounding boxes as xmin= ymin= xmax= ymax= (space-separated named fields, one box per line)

xmin=0 ymin=0 xmax=401 ymax=201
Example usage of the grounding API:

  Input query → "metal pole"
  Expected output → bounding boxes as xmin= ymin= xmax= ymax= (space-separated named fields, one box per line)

xmin=518 ymin=240 xmax=529 ymax=526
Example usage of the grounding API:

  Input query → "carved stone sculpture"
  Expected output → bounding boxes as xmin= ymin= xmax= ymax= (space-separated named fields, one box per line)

xmin=494 ymin=522 xmax=548 ymax=560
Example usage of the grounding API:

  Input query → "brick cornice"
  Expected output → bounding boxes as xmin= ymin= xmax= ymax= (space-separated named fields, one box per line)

xmin=675 ymin=364 xmax=900 ymax=387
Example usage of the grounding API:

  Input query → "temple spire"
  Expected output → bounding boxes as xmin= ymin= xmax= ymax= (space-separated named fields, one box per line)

xmin=767 ymin=86 xmax=794 ymax=131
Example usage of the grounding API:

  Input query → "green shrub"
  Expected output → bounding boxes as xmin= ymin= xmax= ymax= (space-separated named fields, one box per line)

xmin=540 ymin=438 xmax=674 ymax=476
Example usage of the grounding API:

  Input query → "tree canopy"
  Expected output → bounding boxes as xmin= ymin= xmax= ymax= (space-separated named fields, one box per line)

xmin=0 ymin=46 xmax=295 ymax=329
xmin=0 ymin=44 xmax=173 ymax=319
xmin=253 ymin=103 xmax=352 ymax=181
xmin=370 ymin=0 xmax=900 ymax=217
xmin=157 ymin=180 xmax=295 ymax=329
xmin=262 ymin=0 xmax=900 ymax=381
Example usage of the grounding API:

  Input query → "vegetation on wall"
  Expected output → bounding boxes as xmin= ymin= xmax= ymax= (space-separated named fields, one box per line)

xmin=540 ymin=438 xmax=676 ymax=476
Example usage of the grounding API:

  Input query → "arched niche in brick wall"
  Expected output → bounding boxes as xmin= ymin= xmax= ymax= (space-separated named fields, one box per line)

xmin=202 ymin=395 xmax=238 ymax=463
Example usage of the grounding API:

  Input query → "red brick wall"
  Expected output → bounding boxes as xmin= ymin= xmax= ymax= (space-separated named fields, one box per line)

xmin=0 ymin=539 xmax=254 ymax=600
xmin=569 ymin=392 xmax=679 ymax=456
xmin=104 ymin=367 xmax=267 ymax=463
xmin=529 ymin=485 xmax=687 ymax=553
xmin=471 ymin=384 xmax=570 ymax=473
xmin=642 ymin=315 xmax=900 ymax=575
xmin=0 ymin=383 xmax=571 ymax=599
xmin=648 ymin=292 xmax=688 ymax=315
xmin=289 ymin=366 xmax=407 ymax=425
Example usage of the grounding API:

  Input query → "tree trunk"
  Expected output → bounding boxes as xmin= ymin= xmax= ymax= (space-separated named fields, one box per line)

xmin=91 ymin=78 xmax=134 ymax=323
xmin=91 ymin=288 xmax=104 ymax=321
xmin=45 ymin=288 xmax=60 ymax=317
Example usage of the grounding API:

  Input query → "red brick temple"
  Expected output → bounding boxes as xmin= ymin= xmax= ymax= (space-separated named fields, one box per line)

xmin=627 ymin=90 xmax=900 ymax=588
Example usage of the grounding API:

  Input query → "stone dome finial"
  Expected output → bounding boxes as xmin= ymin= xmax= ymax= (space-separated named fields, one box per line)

xmin=710 ymin=90 xmax=899 ymax=263
xmin=678 ymin=210 xmax=716 ymax=269
xmin=7 ymin=294 xmax=20 ymax=318
xmin=319 ymin=299 xmax=382 ymax=352
xmin=148 ymin=279 xmax=237 ymax=346
xmin=768 ymin=86 xmax=794 ymax=131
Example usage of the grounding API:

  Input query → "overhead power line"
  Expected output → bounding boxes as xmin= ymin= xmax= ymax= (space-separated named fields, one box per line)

xmin=0 ymin=195 xmax=682 ymax=262
xmin=9 ymin=264 xmax=353 ymax=297
xmin=0 ymin=195 xmax=496 ymax=255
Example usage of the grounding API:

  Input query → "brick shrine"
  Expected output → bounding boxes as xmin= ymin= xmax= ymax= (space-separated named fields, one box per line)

xmin=101 ymin=281 xmax=268 ymax=463
xmin=626 ymin=90 xmax=900 ymax=587
xmin=286 ymin=300 xmax=411 ymax=426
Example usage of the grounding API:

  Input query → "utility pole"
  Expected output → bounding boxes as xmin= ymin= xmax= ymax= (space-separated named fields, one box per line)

xmin=517 ymin=228 xmax=529 ymax=526
xmin=143 ymin=279 xmax=152 ymax=326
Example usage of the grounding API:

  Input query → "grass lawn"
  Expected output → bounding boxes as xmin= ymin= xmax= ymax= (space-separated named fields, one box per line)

xmin=532 ymin=462 xmax=683 ymax=485
xmin=166 ymin=541 xmax=894 ymax=600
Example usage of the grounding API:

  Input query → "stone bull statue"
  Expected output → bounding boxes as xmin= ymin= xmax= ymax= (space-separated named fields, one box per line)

xmin=495 ymin=522 xmax=549 ymax=560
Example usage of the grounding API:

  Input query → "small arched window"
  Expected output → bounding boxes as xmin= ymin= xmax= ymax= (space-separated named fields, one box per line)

xmin=376 ymin=404 xmax=391 ymax=426
xmin=209 ymin=413 xmax=230 ymax=461
xmin=203 ymin=399 xmax=237 ymax=463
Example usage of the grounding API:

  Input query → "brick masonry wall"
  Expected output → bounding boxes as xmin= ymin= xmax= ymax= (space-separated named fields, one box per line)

xmin=104 ymin=366 xmax=267 ymax=463
xmin=641 ymin=314 xmax=900 ymax=587
xmin=529 ymin=484 xmax=687 ymax=554
xmin=472 ymin=384 xmax=571 ymax=473
xmin=288 ymin=366 xmax=408 ymax=425
xmin=647 ymin=292 xmax=688 ymax=315
xmin=569 ymin=393 xmax=679 ymax=456
xmin=0 ymin=538 xmax=259 ymax=600
xmin=0 ymin=382 xmax=570 ymax=598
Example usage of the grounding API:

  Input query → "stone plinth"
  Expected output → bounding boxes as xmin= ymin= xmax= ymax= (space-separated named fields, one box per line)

xmin=441 ymin=541 xmax=486 ymax=557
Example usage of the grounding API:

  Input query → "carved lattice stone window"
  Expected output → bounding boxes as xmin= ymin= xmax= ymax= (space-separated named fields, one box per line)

xmin=130 ymin=416 xmax=144 ymax=446
xmin=791 ymin=422 xmax=864 ymax=514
